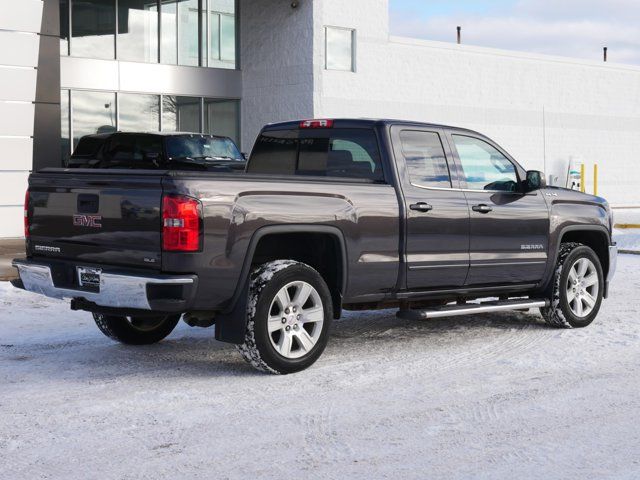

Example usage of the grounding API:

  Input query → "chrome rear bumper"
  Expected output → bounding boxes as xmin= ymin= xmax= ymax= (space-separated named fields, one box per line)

xmin=12 ymin=259 xmax=196 ymax=312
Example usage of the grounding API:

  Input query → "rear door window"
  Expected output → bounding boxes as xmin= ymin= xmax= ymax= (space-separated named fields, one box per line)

xmin=249 ymin=128 xmax=385 ymax=182
xmin=399 ymin=130 xmax=452 ymax=188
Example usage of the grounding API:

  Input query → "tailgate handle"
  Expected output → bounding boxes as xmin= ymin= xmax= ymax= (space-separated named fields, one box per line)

xmin=77 ymin=194 xmax=99 ymax=214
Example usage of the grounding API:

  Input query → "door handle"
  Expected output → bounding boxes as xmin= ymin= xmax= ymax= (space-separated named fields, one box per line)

xmin=410 ymin=202 xmax=433 ymax=212
xmin=472 ymin=204 xmax=493 ymax=214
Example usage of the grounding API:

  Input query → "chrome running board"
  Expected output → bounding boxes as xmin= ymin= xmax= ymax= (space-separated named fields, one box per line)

xmin=396 ymin=298 xmax=549 ymax=321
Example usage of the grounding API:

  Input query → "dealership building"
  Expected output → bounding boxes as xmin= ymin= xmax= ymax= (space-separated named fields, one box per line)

xmin=1 ymin=0 xmax=639 ymax=238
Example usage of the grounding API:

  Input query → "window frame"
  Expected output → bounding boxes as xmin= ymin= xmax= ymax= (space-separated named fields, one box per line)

xmin=324 ymin=26 xmax=356 ymax=72
xmin=448 ymin=133 xmax=525 ymax=193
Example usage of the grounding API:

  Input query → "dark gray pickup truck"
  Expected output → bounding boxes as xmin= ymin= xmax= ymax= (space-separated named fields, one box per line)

xmin=13 ymin=119 xmax=617 ymax=374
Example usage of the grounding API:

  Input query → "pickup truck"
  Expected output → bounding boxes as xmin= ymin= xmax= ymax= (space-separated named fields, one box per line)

xmin=13 ymin=119 xmax=617 ymax=374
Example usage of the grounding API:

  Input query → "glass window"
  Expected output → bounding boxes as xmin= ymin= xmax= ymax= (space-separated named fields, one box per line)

xmin=160 ymin=0 xmax=177 ymax=64
xmin=452 ymin=135 xmax=519 ymax=192
xmin=207 ymin=0 xmax=236 ymax=68
xmin=204 ymin=99 xmax=239 ymax=144
xmin=325 ymin=27 xmax=354 ymax=71
xmin=162 ymin=96 xmax=201 ymax=132
xmin=71 ymin=90 xmax=117 ymax=148
xmin=118 ymin=93 xmax=160 ymax=132
xmin=103 ymin=133 xmax=163 ymax=166
xmin=165 ymin=134 xmax=243 ymax=161
xmin=178 ymin=0 xmax=199 ymax=66
xmin=400 ymin=131 xmax=451 ymax=189
xmin=296 ymin=129 xmax=382 ymax=180
xmin=117 ymin=0 xmax=159 ymax=63
xmin=61 ymin=90 xmax=70 ymax=165
xmin=220 ymin=13 xmax=235 ymax=62
xmin=60 ymin=0 xmax=69 ymax=55
xmin=71 ymin=0 xmax=116 ymax=59
xmin=248 ymin=130 xmax=298 ymax=175
xmin=249 ymin=128 xmax=384 ymax=181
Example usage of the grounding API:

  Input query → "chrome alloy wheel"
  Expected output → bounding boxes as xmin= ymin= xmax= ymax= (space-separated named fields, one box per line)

xmin=566 ymin=257 xmax=599 ymax=318
xmin=267 ymin=281 xmax=325 ymax=359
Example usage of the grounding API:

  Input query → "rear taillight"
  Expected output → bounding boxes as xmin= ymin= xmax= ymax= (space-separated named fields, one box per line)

xmin=162 ymin=195 xmax=202 ymax=252
xmin=299 ymin=119 xmax=334 ymax=129
xmin=24 ymin=190 xmax=30 ymax=238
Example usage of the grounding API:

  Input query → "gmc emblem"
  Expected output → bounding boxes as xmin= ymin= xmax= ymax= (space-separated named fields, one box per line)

xmin=73 ymin=214 xmax=102 ymax=228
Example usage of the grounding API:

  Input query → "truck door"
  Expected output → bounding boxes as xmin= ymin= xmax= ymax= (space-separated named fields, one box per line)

xmin=390 ymin=126 xmax=470 ymax=289
xmin=446 ymin=132 xmax=550 ymax=286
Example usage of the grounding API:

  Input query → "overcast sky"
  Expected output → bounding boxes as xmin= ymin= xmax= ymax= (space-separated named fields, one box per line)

xmin=389 ymin=0 xmax=640 ymax=65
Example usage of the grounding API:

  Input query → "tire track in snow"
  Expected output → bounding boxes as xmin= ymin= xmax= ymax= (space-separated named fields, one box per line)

xmin=300 ymin=401 xmax=355 ymax=468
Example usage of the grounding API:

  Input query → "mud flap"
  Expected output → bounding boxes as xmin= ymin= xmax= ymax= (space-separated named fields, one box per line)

xmin=215 ymin=280 xmax=249 ymax=344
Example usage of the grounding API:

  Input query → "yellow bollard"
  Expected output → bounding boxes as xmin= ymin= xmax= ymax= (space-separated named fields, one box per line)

xmin=580 ymin=164 xmax=585 ymax=193
xmin=594 ymin=164 xmax=598 ymax=196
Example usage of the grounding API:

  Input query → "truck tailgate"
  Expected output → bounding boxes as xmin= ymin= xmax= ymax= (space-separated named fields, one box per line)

xmin=28 ymin=171 xmax=164 ymax=270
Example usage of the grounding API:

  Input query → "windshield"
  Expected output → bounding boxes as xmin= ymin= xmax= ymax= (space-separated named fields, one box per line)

xmin=166 ymin=135 xmax=243 ymax=161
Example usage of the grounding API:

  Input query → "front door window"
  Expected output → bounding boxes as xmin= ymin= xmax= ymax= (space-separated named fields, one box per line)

xmin=452 ymin=135 xmax=519 ymax=192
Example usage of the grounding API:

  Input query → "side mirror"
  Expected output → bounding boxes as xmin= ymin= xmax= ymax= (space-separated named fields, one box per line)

xmin=242 ymin=152 xmax=249 ymax=161
xmin=525 ymin=170 xmax=546 ymax=192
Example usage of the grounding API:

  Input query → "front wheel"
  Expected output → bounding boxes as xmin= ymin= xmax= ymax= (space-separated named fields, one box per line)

xmin=236 ymin=260 xmax=333 ymax=374
xmin=93 ymin=313 xmax=181 ymax=345
xmin=540 ymin=243 xmax=604 ymax=328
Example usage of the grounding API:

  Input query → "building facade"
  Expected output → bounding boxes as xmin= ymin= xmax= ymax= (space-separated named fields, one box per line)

xmin=1 ymin=0 xmax=640 ymax=237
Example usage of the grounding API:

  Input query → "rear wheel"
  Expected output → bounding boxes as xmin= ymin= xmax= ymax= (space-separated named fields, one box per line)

xmin=540 ymin=243 xmax=604 ymax=328
xmin=93 ymin=313 xmax=181 ymax=345
xmin=236 ymin=260 xmax=333 ymax=374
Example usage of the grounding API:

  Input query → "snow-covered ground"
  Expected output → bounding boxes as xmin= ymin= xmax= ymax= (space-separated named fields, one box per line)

xmin=1 ymin=256 xmax=640 ymax=480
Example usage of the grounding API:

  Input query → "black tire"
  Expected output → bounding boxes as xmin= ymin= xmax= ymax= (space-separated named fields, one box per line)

xmin=540 ymin=243 xmax=604 ymax=328
xmin=93 ymin=313 xmax=181 ymax=345
xmin=236 ymin=260 xmax=333 ymax=374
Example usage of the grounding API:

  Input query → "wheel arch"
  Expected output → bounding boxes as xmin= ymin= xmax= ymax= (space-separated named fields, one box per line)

xmin=216 ymin=225 xmax=348 ymax=344
xmin=542 ymin=225 xmax=611 ymax=293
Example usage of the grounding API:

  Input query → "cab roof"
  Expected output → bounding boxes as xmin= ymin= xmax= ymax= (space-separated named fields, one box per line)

xmin=261 ymin=118 xmax=486 ymax=137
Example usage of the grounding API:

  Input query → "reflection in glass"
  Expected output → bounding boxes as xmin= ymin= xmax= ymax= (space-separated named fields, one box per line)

xmin=162 ymin=96 xmax=201 ymax=132
xmin=160 ymin=0 xmax=177 ymax=64
xmin=206 ymin=0 xmax=236 ymax=68
xmin=118 ymin=0 xmax=159 ymax=63
xmin=71 ymin=90 xmax=117 ymax=148
xmin=61 ymin=90 xmax=70 ymax=164
xmin=326 ymin=27 xmax=354 ymax=71
xmin=208 ymin=0 xmax=236 ymax=68
xmin=60 ymin=0 xmax=69 ymax=55
xmin=204 ymin=99 xmax=239 ymax=144
xmin=119 ymin=94 xmax=160 ymax=132
xmin=178 ymin=0 xmax=199 ymax=66
xmin=71 ymin=0 xmax=116 ymax=59
xmin=220 ymin=13 xmax=235 ymax=62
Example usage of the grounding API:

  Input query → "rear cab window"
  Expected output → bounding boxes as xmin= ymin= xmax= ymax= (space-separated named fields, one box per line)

xmin=248 ymin=127 xmax=385 ymax=182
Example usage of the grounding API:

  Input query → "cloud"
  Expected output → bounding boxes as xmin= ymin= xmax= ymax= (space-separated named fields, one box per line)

xmin=389 ymin=0 xmax=640 ymax=65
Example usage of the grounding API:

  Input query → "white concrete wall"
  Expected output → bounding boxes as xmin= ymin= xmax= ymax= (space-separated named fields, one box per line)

xmin=314 ymin=0 xmax=640 ymax=206
xmin=239 ymin=0 xmax=316 ymax=150
xmin=0 ymin=0 xmax=43 ymax=237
